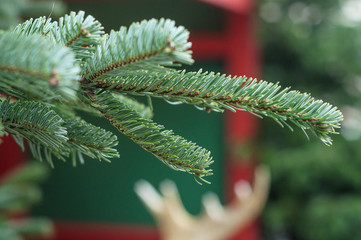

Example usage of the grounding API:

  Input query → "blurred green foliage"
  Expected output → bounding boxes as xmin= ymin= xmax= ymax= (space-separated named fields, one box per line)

xmin=258 ymin=0 xmax=361 ymax=239
xmin=299 ymin=195 xmax=361 ymax=240
xmin=0 ymin=0 xmax=66 ymax=30
xmin=0 ymin=163 xmax=52 ymax=240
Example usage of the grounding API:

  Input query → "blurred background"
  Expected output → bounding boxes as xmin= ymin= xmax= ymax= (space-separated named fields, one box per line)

xmin=1 ymin=0 xmax=361 ymax=239
xmin=259 ymin=0 xmax=361 ymax=239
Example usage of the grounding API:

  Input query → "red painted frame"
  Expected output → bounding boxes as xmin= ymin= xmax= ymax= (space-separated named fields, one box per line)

xmin=1 ymin=1 xmax=261 ymax=239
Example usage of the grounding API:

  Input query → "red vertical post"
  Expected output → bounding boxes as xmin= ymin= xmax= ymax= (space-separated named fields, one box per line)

xmin=0 ymin=135 xmax=25 ymax=176
xmin=224 ymin=8 xmax=262 ymax=240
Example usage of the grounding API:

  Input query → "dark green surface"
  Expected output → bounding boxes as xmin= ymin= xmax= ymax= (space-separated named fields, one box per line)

xmin=67 ymin=0 xmax=224 ymax=32
xmin=33 ymin=1 xmax=226 ymax=224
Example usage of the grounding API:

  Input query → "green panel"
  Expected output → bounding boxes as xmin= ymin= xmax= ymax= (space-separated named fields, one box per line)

xmin=33 ymin=63 xmax=225 ymax=224
xmin=67 ymin=0 xmax=224 ymax=32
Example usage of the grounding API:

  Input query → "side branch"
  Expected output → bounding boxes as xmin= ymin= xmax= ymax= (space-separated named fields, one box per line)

xmin=0 ymin=65 xmax=49 ymax=81
xmin=89 ymin=70 xmax=343 ymax=145
xmin=65 ymin=27 xmax=90 ymax=47
xmin=87 ymin=49 xmax=161 ymax=81
xmin=83 ymin=18 xmax=193 ymax=82
xmin=0 ymin=100 xmax=68 ymax=158
xmin=89 ymin=91 xmax=213 ymax=181
xmin=63 ymin=118 xmax=119 ymax=163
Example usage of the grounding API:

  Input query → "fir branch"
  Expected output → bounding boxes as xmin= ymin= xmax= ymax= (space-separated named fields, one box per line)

xmin=90 ymin=70 xmax=343 ymax=145
xmin=13 ymin=11 xmax=104 ymax=61
xmin=51 ymin=11 xmax=104 ymax=61
xmin=63 ymin=118 xmax=119 ymax=165
xmin=90 ymin=91 xmax=213 ymax=181
xmin=12 ymin=16 xmax=56 ymax=36
xmin=0 ymin=32 xmax=80 ymax=101
xmin=0 ymin=99 xmax=118 ymax=166
xmin=83 ymin=18 xmax=193 ymax=82
xmin=1 ymin=11 xmax=345 ymax=181
xmin=0 ymin=99 xmax=69 ymax=164
xmin=112 ymin=93 xmax=153 ymax=119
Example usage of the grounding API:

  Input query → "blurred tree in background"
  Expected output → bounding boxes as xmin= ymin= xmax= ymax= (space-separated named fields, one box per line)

xmin=0 ymin=163 xmax=52 ymax=240
xmin=258 ymin=0 xmax=361 ymax=239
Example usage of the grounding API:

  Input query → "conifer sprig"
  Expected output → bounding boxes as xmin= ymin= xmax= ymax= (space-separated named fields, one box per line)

xmin=0 ymin=98 xmax=119 ymax=166
xmin=90 ymin=91 xmax=213 ymax=181
xmin=0 ymin=11 xmax=344 ymax=181
xmin=83 ymin=18 xmax=193 ymax=82
xmin=89 ymin=70 xmax=343 ymax=145
xmin=0 ymin=32 xmax=80 ymax=101
xmin=64 ymin=118 xmax=119 ymax=165
xmin=0 ymin=99 xmax=68 ymax=160
xmin=111 ymin=93 xmax=153 ymax=119
xmin=51 ymin=11 xmax=104 ymax=60
xmin=13 ymin=11 xmax=104 ymax=61
xmin=13 ymin=16 xmax=56 ymax=36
